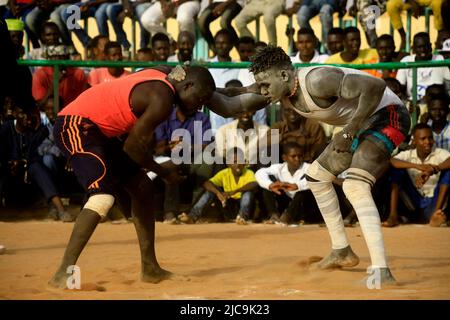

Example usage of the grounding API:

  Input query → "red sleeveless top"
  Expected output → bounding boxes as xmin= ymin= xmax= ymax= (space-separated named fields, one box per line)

xmin=59 ymin=69 xmax=175 ymax=137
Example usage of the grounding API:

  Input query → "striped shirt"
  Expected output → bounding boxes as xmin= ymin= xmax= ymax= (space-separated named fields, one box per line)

xmin=432 ymin=121 xmax=450 ymax=152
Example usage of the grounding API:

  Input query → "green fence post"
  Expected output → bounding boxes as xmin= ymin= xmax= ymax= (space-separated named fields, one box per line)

xmin=53 ymin=64 xmax=60 ymax=117
xmin=25 ymin=32 xmax=30 ymax=55
xmin=131 ymin=18 xmax=136 ymax=59
xmin=411 ymin=66 xmax=418 ymax=127
xmin=288 ymin=16 xmax=294 ymax=55
xmin=84 ymin=17 xmax=89 ymax=59
xmin=255 ymin=17 xmax=260 ymax=42
xmin=425 ymin=7 xmax=431 ymax=34
xmin=406 ymin=11 xmax=411 ymax=53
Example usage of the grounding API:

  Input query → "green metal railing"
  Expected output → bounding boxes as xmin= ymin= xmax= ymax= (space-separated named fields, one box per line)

xmin=18 ymin=59 xmax=450 ymax=125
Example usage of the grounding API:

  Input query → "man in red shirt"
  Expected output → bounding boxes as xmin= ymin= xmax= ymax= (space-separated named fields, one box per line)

xmin=32 ymin=45 xmax=88 ymax=109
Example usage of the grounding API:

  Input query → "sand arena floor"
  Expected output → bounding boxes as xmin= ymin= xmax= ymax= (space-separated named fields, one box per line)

xmin=0 ymin=218 xmax=449 ymax=300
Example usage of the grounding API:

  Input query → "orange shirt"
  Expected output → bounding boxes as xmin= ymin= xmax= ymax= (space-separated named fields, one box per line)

xmin=87 ymin=67 xmax=131 ymax=86
xmin=59 ymin=69 xmax=175 ymax=137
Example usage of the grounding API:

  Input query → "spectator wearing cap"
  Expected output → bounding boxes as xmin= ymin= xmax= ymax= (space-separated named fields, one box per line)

xmin=5 ymin=18 xmax=25 ymax=58
xmin=32 ymin=45 xmax=88 ymax=109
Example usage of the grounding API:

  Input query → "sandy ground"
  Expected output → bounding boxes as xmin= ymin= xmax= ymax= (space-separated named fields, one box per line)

xmin=0 ymin=218 xmax=449 ymax=300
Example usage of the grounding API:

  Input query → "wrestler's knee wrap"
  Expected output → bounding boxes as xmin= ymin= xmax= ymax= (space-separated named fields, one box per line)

xmin=83 ymin=194 xmax=115 ymax=218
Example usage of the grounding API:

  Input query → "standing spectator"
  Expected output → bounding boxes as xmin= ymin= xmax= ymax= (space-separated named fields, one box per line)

xmin=234 ymin=0 xmax=286 ymax=45
xmin=396 ymin=32 xmax=450 ymax=102
xmin=140 ymin=0 xmax=200 ymax=39
xmin=326 ymin=27 xmax=379 ymax=74
xmin=87 ymin=41 xmax=131 ymax=86
xmin=0 ymin=106 xmax=73 ymax=221
xmin=151 ymin=32 xmax=170 ymax=62
xmin=178 ymin=147 xmax=258 ymax=225
xmin=326 ymin=27 xmax=344 ymax=55
xmin=296 ymin=0 xmax=338 ymax=44
xmin=4 ymin=0 xmax=39 ymax=48
xmin=32 ymin=45 xmax=88 ymax=109
xmin=168 ymin=31 xmax=195 ymax=63
xmin=272 ymin=106 xmax=326 ymax=163
xmin=384 ymin=123 xmax=450 ymax=227
xmin=197 ymin=0 xmax=243 ymax=51
xmin=256 ymin=142 xmax=320 ymax=224
xmin=290 ymin=28 xmax=329 ymax=64
xmin=387 ymin=0 xmax=444 ymax=51
xmin=207 ymin=29 xmax=240 ymax=133
xmin=372 ymin=34 xmax=407 ymax=79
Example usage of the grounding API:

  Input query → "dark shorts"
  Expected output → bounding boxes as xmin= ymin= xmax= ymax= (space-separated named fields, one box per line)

xmin=351 ymin=104 xmax=411 ymax=154
xmin=53 ymin=115 xmax=141 ymax=196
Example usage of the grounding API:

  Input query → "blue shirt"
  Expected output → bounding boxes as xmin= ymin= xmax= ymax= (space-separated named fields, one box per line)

xmin=154 ymin=107 xmax=212 ymax=144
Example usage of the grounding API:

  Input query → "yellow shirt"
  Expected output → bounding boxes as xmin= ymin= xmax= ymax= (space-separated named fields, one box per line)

xmin=209 ymin=167 xmax=256 ymax=199
xmin=325 ymin=49 xmax=378 ymax=76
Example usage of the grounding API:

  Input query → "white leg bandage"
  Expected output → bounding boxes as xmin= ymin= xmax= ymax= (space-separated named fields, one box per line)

xmin=306 ymin=161 xmax=349 ymax=249
xmin=83 ymin=194 xmax=115 ymax=218
xmin=342 ymin=168 xmax=387 ymax=268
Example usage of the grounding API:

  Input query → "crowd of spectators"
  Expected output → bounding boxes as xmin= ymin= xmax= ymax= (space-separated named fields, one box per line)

xmin=1 ymin=0 xmax=450 ymax=228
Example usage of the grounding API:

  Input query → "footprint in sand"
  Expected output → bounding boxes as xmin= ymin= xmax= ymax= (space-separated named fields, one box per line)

xmin=63 ymin=283 xmax=107 ymax=292
xmin=297 ymin=256 xmax=323 ymax=269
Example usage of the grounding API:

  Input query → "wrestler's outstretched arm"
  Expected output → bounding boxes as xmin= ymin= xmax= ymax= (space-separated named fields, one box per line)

xmin=206 ymin=90 xmax=269 ymax=118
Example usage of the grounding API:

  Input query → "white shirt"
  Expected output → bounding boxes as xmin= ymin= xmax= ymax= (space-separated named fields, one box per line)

xmin=255 ymin=162 xmax=311 ymax=198
xmin=215 ymin=119 xmax=270 ymax=164
xmin=290 ymin=50 xmax=330 ymax=64
xmin=394 ymin=147 xmax=450 ymax=197
xmin=208 ymin=56 xmax=240 ymax=133
xmin=396 ymin=54 xmax=450 ymax=101
xmin=167 ymin=54 xmax=179 ymax=62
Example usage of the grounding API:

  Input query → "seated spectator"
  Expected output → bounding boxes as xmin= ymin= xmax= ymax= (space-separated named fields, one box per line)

xmin=140 ymin=0 xmax=200 ymax=39
xmin=272 ymin=106 xmax=327 ymax=163
xmin=237 ymin=36 xmax=256 ymax=62
xmin=396 ymin=32 xmax=450 ymax=102
xmin=61 ymin=0 xmax=113 ymax=48
xmin=0 ymin=105 xmax=73 ymax=221
xmin=207 ymin=29 xmax=240 ymax=133
xmin=28 ymin=21 xmax=76 ymax=61
xmin=88 ymin=35 xmax=110 ymax=61
xmin=4 ymin=0 xmax=39 ymax=48
xmin=290 ymin=28 xmax=329 ymax=64
xmin=385 ymin=77 xmax=407 ymax=102
xmin=197 ymin=0 xmax=243 ymax=51
xmin=296 ymin=0 xmax=338 ymax=44
xmin=256 ymin=142 xmax=320 ymax=225
xmin=326 ymin=27 xmax=344 ymax=55
xmin=88 ymin=41 xmax=131 ymax=86
xmin=234 ymin=0 xmax=286 ymax=45
xmin=372 ymin=34 xmax=408 ymax=79
xmin=428 ymin=92 xmax=450 ymax=151
xmin=153 ymin=104 xmax=213 ymax=223
xmin=5 ymin=18 xmax=25 ymax=58
xmin=384 ymin=123 xmax=450 ymax=227
xmin=151 ymin=32 xmax=170 ymax=62
xmin=136 ymin=47 xmax=154 ymax=62
xmin=435 ymin=29 xmax=450 ymax=53
xmin=349 ymin=0 xmax=387 ymax=48
xmin=32 ymin=45 xmax=88 ymax=109
xmin=326 ymin=27 xmax=378 ymax=74
xmin=215 ymin=109 xmax=270 ymax=168
xmin=121 ymin=0 xmax=152 ymax=50
xmin=178 ymin=147 xmax=258 ymax=225
xmin=387 ymin=0 xmax=445 ymax=51
xmin=168 ymin=31 xmax=195 ymax=63
xmin=439 ymin=37 xmax=450 ymax=61
xmin=227 ymin=79 xmax=267 ymax=125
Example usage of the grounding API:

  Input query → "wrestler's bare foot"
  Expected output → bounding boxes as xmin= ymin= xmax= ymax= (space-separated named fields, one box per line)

xmin=312 ymin=246 xmax=360 ymax=270
xmin=429 ymin=209 xmax=447 ymax=227
xmin=382 ymin=216 xmax=400 ymax=228
xmin=48 ymin=270 xmax=70 ymax=289
xmin=141 ymin=267 xmax=173 ymax=284
xmin=379 ymin=267 xmax=397 ymax=285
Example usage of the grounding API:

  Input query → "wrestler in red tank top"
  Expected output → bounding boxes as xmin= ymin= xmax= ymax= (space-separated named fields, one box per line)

xmin=59 ymin=69 xmax=175 ymax=137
